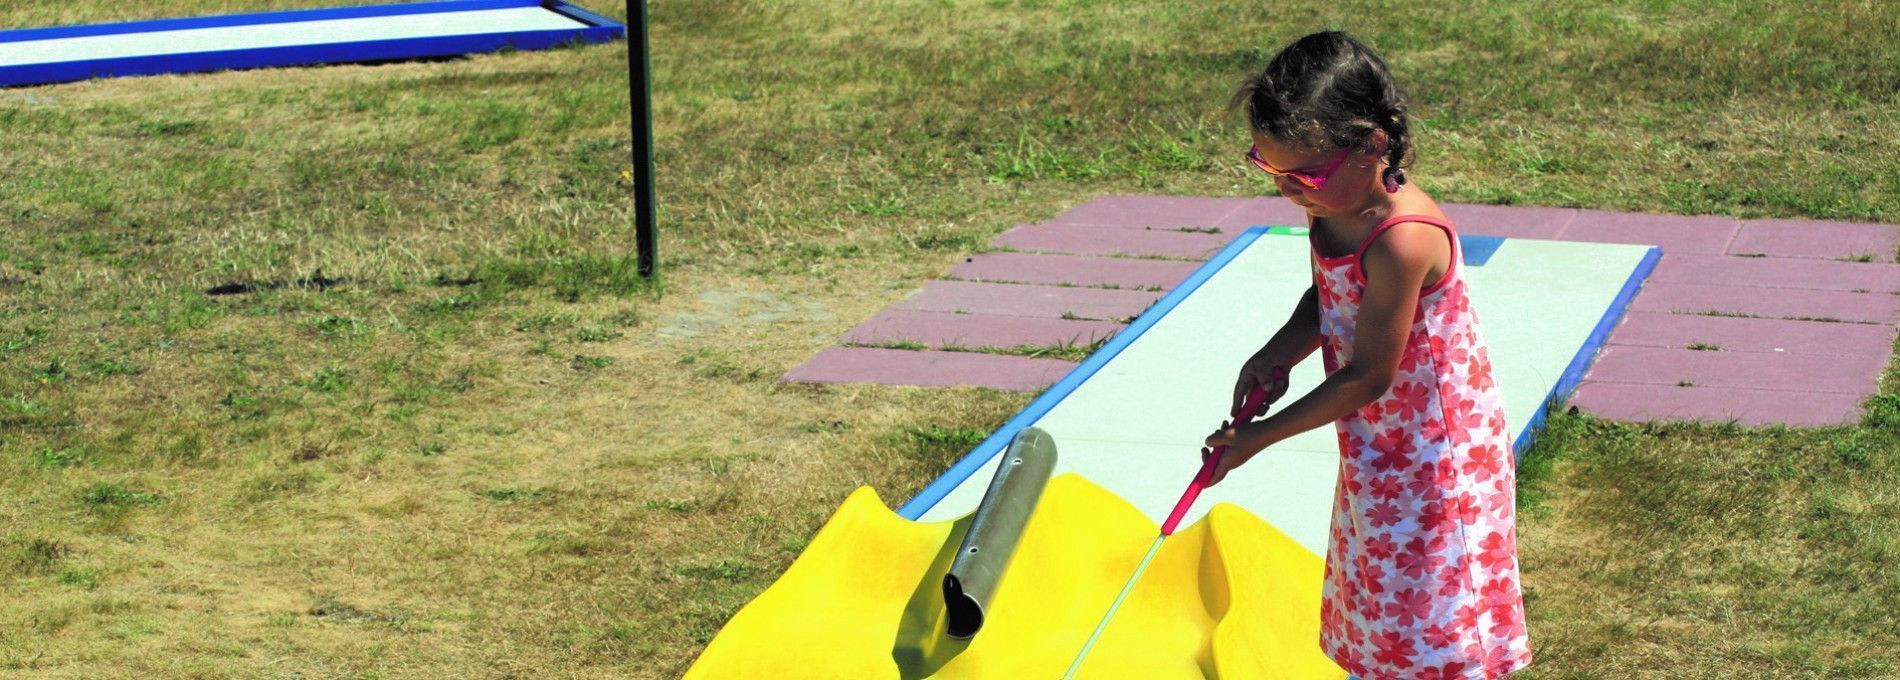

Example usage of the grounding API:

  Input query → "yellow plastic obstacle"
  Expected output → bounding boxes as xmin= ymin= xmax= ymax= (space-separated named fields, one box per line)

xmin=685 ymin=474 xmax=1345 ymax=679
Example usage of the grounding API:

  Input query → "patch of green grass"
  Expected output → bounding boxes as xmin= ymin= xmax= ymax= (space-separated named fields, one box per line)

xmin=643 ymin=499 xmax=702 ymax=514
xmin=1685 ymin=341 xmax=1722 ymax=351
xmin=87 ymin=357 xmax=145 ymax=377
xmin=31 ymin=359 xmax=70 ymax=384
xmin=301 ymin=366 xmax=350 ymax=393
xmin=32 ymin=446 xmax=86 ymax=468
xmin=576 ymin=325 xmax=623 ymax=343
xmin=80 ymin=482 xmax=160 ymax=509
xmin=56 ymin=565 xmax=101 ymax=590
xmin=525 ymin=531 xmax=600 ymax=558
xmin=857 ymin=340 xmax=927 ymax=351
xmin=5 ymin=537 xmax=72 ymax=575
xmin=672 ymin=560 xmax=751 ymax=582
xmin=515 ymin=312 xmax=577 ymax=333
xmin=309 ymin=314 xmax=369 ymax=339
xmin=1863 ymin=393 xmax=1900 ymax=431
xmin=479 ymin=487 xmax=545 ymax=503
xmin=570 ymin=355 xmax=614 ymax=371
xmin=242 ymin=469 xmax=322 ymax=502
xmin=942 ymin=337 xmax=1109 ymax=362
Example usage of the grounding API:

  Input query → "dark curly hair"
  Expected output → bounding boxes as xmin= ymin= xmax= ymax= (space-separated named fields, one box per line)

xmin=1230 ymin=31 xmax=1412 ymax=186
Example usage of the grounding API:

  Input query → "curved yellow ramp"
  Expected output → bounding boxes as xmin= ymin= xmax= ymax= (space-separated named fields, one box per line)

xmin=685 ymin=474 xmax=1344 ymax=679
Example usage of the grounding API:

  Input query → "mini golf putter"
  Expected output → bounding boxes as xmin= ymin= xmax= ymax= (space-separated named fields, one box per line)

xmin=1061 ymin=374 xmax=1280 ymax=679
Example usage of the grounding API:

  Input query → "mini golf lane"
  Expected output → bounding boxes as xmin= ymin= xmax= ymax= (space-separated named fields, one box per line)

xmin=911 ymin=228 xmax=1658 ymax=557
xmin=684 ymin=474 xmax=1340 ymax=679
xmin=691 ymin=228 xmax=1657 ymax=677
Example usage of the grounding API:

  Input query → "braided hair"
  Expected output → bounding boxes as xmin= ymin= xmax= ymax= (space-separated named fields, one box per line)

xmin=1229 ymin=31 xmax=1412 ymax=191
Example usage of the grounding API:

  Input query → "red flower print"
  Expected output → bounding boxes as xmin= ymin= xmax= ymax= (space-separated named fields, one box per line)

xmin=1463 ymin=641 xmax=1489 ymax=667
xmin=1319 ymin=282 xmax=1343 ymax=307
xmin=1462 ymin=444 xmax=1505 ymax=481
xmin=1370 ymin=429 xmax=1416 ymax=471
xmin=1431 ymin=333 xmax=1471 ymax=367
xmin=1371 ymin=475 xmax=1405 ymax=502
xmin=1341 ymin=463 xmax=1365 ymax=496
xmin=1367 ymin=501 xmax=1404 ymax=528
xmin=1358 ymin=561 xmax=1387 ymax=597
xmin=1371 ymin=630 xmax=1419 ymax=670
xmin=1453 ymin=493 xmax=1482 ymax=525
xmin=1418 ymin=501 xmax=1456 ymax=534
xmin=1486 ymin=648 xmax=1529 ymax=676
xmin=1416 ymin=416 xmax=1448 ymax=444
xmin=1437 ymin=288 xmax=1471 ymax=321
xmin=1357 ymin=592 xmax=1383 ymax=619
xmin=1420 ymin=661 xmax=1474 ymax=680
xmin=1489 ymin=604 xmax=1520 ymax=642
xmin=1464 ymin=353 xmax=1494 ymax=391
xmin=1384 ymin=381 xmax=1432 ymax=421
xmin=1422 ymin=623 xmax=1460 ymax=649
xmin=1360 ymin=398 xmax=1386 ymax=422
xmin=1488 ymin=479 xmax=1514 ymax=514
xmin=1384 ymin=588 xmax=1434 ymax=627
xmin=1481 ymin=576 xmax=1519 ymax=610
xmin=1487 ymin=412 xmax=1510 ymax=439
xmin=1453 ymin=604 xmax=1481 ymax=630
xmin=1397 ymin=537 xmax=1447 ymax=579
xmin=1478 ymin=531 xmax=1515 ymax=573
xmin=1399 ymin=339 xmax=1428 ymax=372
xmin=1421 ymin=664 xmax=1474 ymax=680
xmin=1435 ymin=566 xmax=1464 ymax=598
xmin=1365 ymin=534 xmax=1398 ymax=561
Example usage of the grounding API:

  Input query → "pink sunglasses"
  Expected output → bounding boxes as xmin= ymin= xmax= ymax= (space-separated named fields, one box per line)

xmin=1245 ymin=144 xmax=1350 ymax=191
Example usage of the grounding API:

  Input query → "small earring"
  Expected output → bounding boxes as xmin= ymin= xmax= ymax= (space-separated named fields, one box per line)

xmin=1382 ymin=167 xmax=1407 ymax=193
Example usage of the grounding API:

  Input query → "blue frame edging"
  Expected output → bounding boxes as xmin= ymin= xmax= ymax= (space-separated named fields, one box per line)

xmin=0 ymin=1 xmax=624 ymax=88
xmin=1509 ymin=245 xmax=1663 ymax=462
xmin=897 ymin=226 xmax=1271 ymax=520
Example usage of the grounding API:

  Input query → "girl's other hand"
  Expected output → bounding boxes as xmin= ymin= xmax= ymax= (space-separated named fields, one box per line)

xmin=1231 ymin=353 xmax=1292 ymax=419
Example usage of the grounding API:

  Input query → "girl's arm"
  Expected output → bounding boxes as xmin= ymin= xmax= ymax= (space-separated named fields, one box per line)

xmin=1205 ymin=223 xmax=1448 ymax=483
xmin=1231 ymin=284 xmax=1324 ymax=416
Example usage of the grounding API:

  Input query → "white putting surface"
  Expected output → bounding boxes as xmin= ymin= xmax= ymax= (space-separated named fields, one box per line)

xmin=918 ymin=232 xmax=1652 ymax=557
xmin=0 ymin=8 xmax=587 ymax=68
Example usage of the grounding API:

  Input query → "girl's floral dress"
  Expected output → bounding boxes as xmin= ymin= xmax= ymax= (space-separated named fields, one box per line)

xmin=1309 ymin=214 xmax=1533 ymax=680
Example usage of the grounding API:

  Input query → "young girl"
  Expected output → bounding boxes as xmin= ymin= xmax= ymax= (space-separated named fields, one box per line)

xmin=1199 ymin=32 xmax=1533 ymax=680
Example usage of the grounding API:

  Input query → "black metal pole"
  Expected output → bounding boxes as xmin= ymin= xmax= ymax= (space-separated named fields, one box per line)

xmin=630 ymin=0 xmax=656 ymax=278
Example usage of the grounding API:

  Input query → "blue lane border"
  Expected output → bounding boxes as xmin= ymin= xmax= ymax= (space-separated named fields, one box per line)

xmin=896 ymin=226 xmax=1272 ymax=519
xmin=1510 ymin=245 xmax=1663 ymax=463
xmin=0 ymin=1 xmax=624 ymax=88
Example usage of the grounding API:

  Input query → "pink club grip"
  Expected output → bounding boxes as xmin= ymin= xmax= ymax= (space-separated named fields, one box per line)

xmin=1161 ymin=367 xmax=1285 ymax=536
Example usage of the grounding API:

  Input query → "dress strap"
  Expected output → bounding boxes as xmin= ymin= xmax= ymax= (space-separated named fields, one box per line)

xmin=1350 ymin=214 xmax=1457 ymax=262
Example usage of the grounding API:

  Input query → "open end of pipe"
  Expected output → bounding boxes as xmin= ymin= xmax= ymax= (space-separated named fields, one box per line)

xmin=941 ymin=574 xmax=984 ymax=640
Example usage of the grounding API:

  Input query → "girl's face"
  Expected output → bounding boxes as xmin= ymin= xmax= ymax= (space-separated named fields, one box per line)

xmin=1248 ymin=131 xmax=1384 ymax=217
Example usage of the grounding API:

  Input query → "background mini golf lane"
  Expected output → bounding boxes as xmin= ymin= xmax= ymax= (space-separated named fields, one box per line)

xmin=916 ymin=233 xmax=1655 ymax=557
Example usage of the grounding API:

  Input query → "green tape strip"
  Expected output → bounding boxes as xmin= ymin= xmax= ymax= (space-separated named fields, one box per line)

xmin=1264 ymin=225 xmax=1309 ymax=236
xmin=1060 ymin=535 xmax=1164 ymax=679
